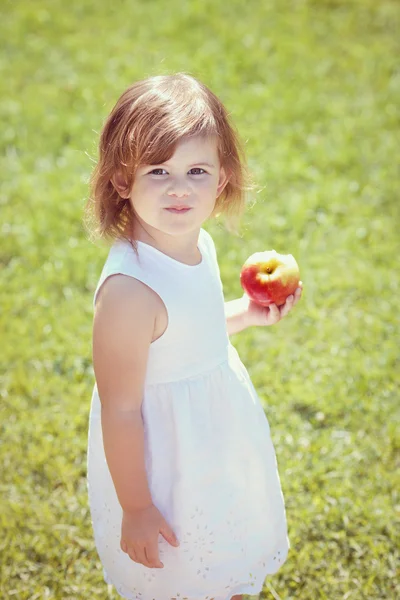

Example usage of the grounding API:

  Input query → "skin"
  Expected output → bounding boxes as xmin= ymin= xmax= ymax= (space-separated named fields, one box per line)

xmin=112 ymin=134 xmax=229 ymax=264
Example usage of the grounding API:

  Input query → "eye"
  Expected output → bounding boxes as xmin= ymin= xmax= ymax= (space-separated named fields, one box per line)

xmin=148 ymin=168 xmax=167 ymax=175
xmin=147 ymin=168 xmax=207 ymax=176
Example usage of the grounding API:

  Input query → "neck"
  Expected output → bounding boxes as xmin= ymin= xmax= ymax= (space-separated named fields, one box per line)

xmin=128 ymin=222 xmax=202 ymax=265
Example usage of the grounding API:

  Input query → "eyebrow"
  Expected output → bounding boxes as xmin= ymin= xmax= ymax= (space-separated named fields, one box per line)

xmin=189 ymin=162 xmax=216 ymax=168
xmin=149 ymin=162 xmax=216 ymax=168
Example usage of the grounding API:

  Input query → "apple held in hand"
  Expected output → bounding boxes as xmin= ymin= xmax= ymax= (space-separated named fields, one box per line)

xmin=240 ymin=250 xmax=300 ymax=307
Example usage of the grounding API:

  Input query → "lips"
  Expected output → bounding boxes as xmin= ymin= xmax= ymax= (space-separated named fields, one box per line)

xmin=165 ymin=206 xmax=192 ymax=214
xmin=167 ymin=206 xmax=191 ymax=210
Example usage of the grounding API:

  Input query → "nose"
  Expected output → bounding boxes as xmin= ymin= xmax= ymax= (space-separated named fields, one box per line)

xmin=166 ymin=176 xmax=190 ymax=198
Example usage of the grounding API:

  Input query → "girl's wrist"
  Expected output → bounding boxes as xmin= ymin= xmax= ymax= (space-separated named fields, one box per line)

xmin=239 ymin=294 xmax=252 ymax=329
xmin=225 ymin=296 xmax=250 ymax=336
xmin=123 ymin=502 xmax=154 ymax=515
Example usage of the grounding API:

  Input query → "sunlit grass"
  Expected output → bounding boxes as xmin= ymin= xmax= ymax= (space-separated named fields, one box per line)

xmin=1 ymin=1 xmax=399 ymax=598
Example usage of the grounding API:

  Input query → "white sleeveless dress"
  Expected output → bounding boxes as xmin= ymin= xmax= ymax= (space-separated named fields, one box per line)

xmin=86 ymin=227 xmax=290 ymax=600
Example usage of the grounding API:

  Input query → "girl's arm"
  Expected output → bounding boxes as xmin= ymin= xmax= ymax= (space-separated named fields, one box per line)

xmin=92 ymin=275 xmax=159 ymax=513
xmin=224 ymin=296 xmax=248 ymax=336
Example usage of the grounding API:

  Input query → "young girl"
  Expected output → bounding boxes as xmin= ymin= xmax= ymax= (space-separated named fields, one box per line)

xmin=84 ymin=73 xmax=302 ymax=600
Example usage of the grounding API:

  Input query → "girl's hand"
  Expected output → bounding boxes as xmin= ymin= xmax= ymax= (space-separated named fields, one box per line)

xmin=120 ymin=504 xmax=180 ymax=569
xmin=242 ymin=281 xmax=303 ymax=327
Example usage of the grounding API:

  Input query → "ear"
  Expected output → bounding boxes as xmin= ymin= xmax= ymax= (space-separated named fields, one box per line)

xmin=216 ymin=166 xmax=229 ymax=198
xmin=111 ymin=170 xmax=131 ymax=199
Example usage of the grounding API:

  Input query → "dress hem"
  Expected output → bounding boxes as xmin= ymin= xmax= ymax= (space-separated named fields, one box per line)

xmin=103 ymin=564 xmax=283 ymax=600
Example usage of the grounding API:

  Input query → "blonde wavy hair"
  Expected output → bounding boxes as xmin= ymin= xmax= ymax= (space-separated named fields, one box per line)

xmin=83 ymin=72 xmax=256 ymax=250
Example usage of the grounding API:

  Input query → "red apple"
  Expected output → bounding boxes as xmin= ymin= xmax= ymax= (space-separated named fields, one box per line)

xmin=240 ymin=250 xmax=300 ymax=307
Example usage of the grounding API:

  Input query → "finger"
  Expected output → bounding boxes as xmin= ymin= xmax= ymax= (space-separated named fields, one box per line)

xmin=160 ymin=522 xmax=180 ymax=547
xmin=268 ymin=303 xmax=281 ymax=322
xmin=133 ymin=545 xmax=151 ymax=568
xmin=145 ymin=544 xmax=163 ymax=569
xmin=280 ymin=295 xmax=293 ymax=318
xmin=293 ymin=287 xmax=302 ymax=306
xmin=126 ymin=546 xmax=139 ymax=564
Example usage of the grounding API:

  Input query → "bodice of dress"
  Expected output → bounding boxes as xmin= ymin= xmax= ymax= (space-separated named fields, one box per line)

xmin=92 ymin=228 xmax=230 ymax=385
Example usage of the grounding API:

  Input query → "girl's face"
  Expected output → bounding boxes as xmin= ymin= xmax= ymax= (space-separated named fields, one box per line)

xmin=117 ymin=135 xmax=228 ymax=240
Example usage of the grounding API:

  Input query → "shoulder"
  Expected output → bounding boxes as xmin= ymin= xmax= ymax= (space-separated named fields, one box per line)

xmin=94 ymin=274 xmax=159 ymax=331
xmin=201 ymin=227 xmax=218 ymax=258
xmin=92 ymin=275 xmax=158 ymax=373
xmin=201 ymin=227 xmax=213 ymax=243
xmin=96 ymin=272 xmax=157 ymax=306
xmin=201 ymin=227 xmax=215 ymax=247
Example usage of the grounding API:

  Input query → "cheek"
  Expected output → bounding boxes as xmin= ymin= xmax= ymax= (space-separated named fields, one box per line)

xmin=139 ymin=179 xmax=162 ymax=192
xmin=197 ymin=177 xmax=219 ymax=193
xmin=131 ymin=180 xmax=163 ymax=202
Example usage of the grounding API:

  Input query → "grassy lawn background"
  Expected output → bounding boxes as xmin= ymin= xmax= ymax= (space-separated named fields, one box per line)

xmin=1 ymin=0 xmax=399 ymax=598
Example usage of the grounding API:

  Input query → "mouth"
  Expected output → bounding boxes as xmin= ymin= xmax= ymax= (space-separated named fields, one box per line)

xmin=165 ymin=207 xmax=192 ymax=214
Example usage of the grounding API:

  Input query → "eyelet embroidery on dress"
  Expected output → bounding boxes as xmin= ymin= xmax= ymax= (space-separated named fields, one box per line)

xmin=225 ymin=501 xmax=246 ymax=557
xmin=98 ymin=522 xmax=287 ymax=600
xmin=90 ymin=475 xmax=287 ymax=598
xmin=145 ymin=569 xmax=157 ymax=584
xmin=224 ymin=576 xmax=242 ymax=591
xmin=177 ymin=505 xmax=214 ymax=580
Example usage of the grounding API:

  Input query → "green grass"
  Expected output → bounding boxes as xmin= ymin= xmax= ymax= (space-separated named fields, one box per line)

xmin=1 ymin=0 xmax=399 ymax=598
